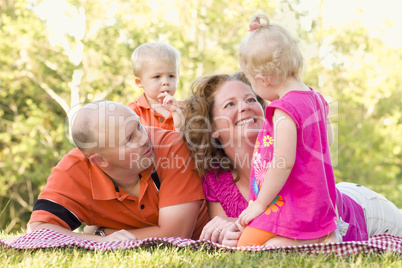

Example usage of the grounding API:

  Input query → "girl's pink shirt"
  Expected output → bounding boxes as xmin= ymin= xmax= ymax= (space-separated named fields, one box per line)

xmin=248 ymin=89 xmax=337 ymax=239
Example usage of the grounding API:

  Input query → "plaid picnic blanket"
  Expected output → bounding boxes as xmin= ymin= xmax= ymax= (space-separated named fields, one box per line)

xmin=1 ymin=229 xmax=401 ymax=255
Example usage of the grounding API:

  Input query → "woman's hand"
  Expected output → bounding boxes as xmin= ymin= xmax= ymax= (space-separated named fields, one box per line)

xmin=199 ymin=216 xmax=236 ymax=244
xmin=221 ymin=223 xmax=243 ymax=247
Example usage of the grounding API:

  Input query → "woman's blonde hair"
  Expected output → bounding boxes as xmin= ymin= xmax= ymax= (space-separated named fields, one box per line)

xmin=181 ymin=72 xmax=266 ymax=181
xmin=239 ymin=11 xmax=303 ymax=82
xmin=131 ymin=41 xmax=181 ymax=77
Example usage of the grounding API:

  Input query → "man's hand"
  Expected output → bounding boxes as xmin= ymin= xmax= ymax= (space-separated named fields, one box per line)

xmin=101 ymin=229 xmax=137 ymax=242
xmin=83 ymin=225 xmax=99 ymax=234
xmin=28 ymin=222 xmax=137 ymax=242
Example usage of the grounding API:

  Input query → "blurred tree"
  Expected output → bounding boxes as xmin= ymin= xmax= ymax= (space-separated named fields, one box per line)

xmin=302 ymin=10 xmax=402 ymax=205
xmin=0 ymin=0 xmax=74 ymax=231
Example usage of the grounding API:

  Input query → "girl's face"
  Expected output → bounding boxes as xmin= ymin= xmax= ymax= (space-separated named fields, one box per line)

xmin=211 ymin=80 xmax=264 ymax=149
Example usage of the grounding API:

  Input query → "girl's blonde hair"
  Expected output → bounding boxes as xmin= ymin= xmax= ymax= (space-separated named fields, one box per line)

xmin=239 ymin=11 xmax=303 ymax=82
xmin=131 ymin=41 xmax=181 ymax=77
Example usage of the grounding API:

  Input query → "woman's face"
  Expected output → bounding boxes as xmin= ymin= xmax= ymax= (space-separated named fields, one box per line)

xmin=212 ymin=80 xmax=264 ymax=149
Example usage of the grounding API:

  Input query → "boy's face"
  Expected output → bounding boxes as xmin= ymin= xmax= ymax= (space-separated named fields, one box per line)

xmin=135 ymin=61 xmax=178 ymax=104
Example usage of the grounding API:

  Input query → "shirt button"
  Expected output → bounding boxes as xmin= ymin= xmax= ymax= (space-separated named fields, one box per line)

xmin=140 ymin=204 xmax=145 ymax=209
xmin=159 ymin=118 xmax=163 ymax=122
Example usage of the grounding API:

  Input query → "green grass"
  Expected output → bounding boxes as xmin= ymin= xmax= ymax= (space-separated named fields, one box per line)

xmin=1 ymin=232 xmax=402 ymax=267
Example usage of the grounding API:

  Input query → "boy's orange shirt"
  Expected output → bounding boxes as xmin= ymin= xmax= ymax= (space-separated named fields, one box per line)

xmin=129 ymin=93 xmax=183 ymax=131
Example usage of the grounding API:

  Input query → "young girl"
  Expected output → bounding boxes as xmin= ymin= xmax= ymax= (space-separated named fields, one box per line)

xmin=236 ymin=12 xmax=339 ymax=247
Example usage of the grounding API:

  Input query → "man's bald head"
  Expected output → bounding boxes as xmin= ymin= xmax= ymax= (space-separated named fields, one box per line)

xmin=71 ymin=101 xmax=135 ymax=155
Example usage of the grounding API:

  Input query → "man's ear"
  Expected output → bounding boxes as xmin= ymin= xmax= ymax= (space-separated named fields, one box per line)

xmin=89 ymin=154 xmax=109 ymax=168
xmin=135 ymin=77 xmax=143 ymax=88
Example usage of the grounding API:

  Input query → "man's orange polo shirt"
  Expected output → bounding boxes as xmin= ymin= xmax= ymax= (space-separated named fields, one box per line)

xmin=128 ymin=93 xmax=178 ymax=130
xmin=29 ymin=127 xmax=208 ymax=240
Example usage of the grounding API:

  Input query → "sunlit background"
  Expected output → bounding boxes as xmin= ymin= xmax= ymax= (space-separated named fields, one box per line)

xmin=33 ymin=0 xmax=402 ymax=47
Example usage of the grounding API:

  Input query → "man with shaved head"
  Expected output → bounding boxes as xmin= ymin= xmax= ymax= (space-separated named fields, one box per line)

xmin=27 ymin=101 xmax=208 ymax=242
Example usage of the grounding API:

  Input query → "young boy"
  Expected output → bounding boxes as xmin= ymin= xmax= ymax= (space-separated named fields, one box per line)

xmin=128 ymin=41 xmax=182 ymax=131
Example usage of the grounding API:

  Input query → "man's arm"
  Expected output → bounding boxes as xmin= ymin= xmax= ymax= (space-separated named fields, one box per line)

xmin=28 ymin=221 xmax=137 ymax=242
xmin=115 ymin=201 xmax=201 ymax=239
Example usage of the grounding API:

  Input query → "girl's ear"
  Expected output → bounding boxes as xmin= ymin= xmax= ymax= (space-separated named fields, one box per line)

xmin=89 ymin=154 xmax=109 ymax=168
xmin=135 ymin=77 xmax=143 ymax=88
xmin=256 ymin=73 xmax=270 ymax=87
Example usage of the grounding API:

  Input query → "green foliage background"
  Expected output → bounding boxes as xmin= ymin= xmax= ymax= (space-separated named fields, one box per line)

xmin=1 ymin=0 xmax=401 ymax=233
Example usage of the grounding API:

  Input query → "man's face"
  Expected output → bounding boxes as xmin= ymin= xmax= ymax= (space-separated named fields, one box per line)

xmin=99 ymin=104 xmax=155 ymax=172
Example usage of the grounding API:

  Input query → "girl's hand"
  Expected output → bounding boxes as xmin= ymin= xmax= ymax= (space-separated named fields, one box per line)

xmin=237 ymin=200 xmax=266 ymax=226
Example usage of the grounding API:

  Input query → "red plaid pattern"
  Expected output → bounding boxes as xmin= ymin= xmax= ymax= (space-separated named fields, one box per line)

xmin=1 ymin=229 xmax=401 ymax=255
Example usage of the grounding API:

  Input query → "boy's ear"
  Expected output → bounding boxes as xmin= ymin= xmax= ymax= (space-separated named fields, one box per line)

xmin=135 ymin=77 xmax=143 ymax=88
xmin=89 ymin=154 xmax=109 ymax=168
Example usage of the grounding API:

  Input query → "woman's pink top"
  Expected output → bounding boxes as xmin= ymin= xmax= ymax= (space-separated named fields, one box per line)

xmin=202 ymin=172 xmax=248 ymax=218
xmin=248 ymin=89 xmax=337 ymax=239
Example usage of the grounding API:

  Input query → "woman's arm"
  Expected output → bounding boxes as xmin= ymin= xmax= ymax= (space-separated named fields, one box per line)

xmin=207 ymin=200 xmax=227 ymax=219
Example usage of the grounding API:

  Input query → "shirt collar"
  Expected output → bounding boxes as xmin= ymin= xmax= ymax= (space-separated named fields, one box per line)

xmin=136 ymin=92 xmax=152 ymax=109
xmin=89 ymin=164 xmax=119 ymax=200
xmin=89 ymin=162 xmax=155 ymax=200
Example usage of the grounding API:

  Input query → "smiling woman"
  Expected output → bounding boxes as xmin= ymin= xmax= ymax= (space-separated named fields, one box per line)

xmin=211 ymin=80 xmax=263 ymax=149
xmin=181 ymin=72 xmax=265 ymax=182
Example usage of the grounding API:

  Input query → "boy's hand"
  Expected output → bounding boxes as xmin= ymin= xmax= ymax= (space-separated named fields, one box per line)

xmin=237 ymin=200 xmax=266 ymax=227
xmin=158 ymin=92 xmax=179 ymax=113
xmin=158 ymin=92 xmax=182 ymax=131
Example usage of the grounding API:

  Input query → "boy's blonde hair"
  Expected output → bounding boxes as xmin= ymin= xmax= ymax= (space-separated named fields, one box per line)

xmin=131 ymin=41 xmax=181 ymax=77
xmin=239 ymin=12 xmax=303 ymax=82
